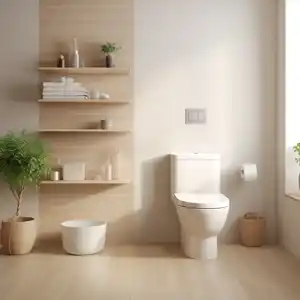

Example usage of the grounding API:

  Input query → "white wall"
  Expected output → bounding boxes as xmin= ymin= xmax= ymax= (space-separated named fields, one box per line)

xmin=134 ymin=0 xmax=278 ymax=243
xmin=279 ymin=0 xmax=300 ymax=258
xmin=285 ymin=0 xmax=300 ymax=193
xmin=0 ymin=0 xmax=39 ymax=221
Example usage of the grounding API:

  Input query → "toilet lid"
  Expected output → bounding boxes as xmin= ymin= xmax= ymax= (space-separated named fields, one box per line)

xmin=174 ymin=193 xmax=229 ymax=209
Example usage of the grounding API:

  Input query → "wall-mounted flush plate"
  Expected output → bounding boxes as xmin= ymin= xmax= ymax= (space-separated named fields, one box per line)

xmin=185 ymin=108 xmax=206 ymax=124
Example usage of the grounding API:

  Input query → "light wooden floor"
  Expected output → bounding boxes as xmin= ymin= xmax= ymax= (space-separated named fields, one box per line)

xmin=0 ymin=245 xmax=300 ymax=300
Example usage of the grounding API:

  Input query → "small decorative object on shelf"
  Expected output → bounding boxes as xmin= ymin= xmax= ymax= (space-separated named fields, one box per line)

xmin=101 ymin=42 xmax=121 ymax=68
xmin=50 ymin=170 xmax=60 ymax=181
xmin=105 ymin=159 xmax=113 ymax=181
xmin=57 ymin=54 xmax=66 ymax=68
xmin=90 ymin=88 xmax=100 ymax=99
xmin=99 ymin=119 xmax=113 ymax=130
xmin=99 ymin=93 xmax=110 ymax=100
xmin=71 ymin=38 xmax=80 ymax=68
xmin=89 ymin=91 xmax=110 ymax=100
xmin=62 ymin=162 xmax=86 ymax=181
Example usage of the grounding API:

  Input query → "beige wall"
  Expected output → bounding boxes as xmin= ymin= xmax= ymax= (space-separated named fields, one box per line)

xmin=134 ymin=0 xmax=278 ymax=243
xmin=0 ymin=0 xmax=39 ymax=220
xmin=38 ymin=0 xmax=135 ymax=246
xmin=0 ymin=0 xmax=279 ymax=245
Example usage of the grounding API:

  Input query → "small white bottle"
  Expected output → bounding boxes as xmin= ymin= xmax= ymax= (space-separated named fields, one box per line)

xmin=111 ymin=149 xmax=120 ymax=180
xmin=71 ymin=38 xmax=80 ymax=68
xmin=105 ymin=160 xmax=113 ymax=181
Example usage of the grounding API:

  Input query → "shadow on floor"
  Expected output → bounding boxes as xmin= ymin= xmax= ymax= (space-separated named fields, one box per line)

xmin=33 ymin=234 xmax=66 ymax=255
xmin=33 ymin=236 xmax=185 ymax=258
xmin=101 ymin=243 xmax=185 ymax=258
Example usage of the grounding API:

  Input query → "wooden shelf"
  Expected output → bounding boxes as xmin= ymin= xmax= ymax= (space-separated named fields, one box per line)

xmin=38 ymin=67 xmax=130 ymax=75
xmin=39 ymin=129 xmax=131 ymax=133
xmin=41 ymin=180 xmax=130 ymax=185
xmin=39 ymin=99 xmax=130 ymax=104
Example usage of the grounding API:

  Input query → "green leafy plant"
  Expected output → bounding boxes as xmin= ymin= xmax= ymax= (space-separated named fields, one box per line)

xmin=293 ymin=142 xmax=300 ymax=165
xmin=101 ymin=42 xmax=121 ymax=55
xmin=0 ymin=132 xmax=50 ymax=218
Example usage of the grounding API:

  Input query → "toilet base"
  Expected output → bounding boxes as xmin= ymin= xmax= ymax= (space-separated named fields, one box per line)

xmin=182 ymin=234 xmax=218 ymax=260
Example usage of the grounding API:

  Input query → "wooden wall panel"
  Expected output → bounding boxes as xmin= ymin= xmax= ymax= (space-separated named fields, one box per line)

xmin=38 ymin=0 xmax=134 ymax=247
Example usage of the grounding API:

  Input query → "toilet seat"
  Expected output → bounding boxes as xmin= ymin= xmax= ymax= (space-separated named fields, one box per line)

xmin=174 ymin=193 xmax=229 ymax=209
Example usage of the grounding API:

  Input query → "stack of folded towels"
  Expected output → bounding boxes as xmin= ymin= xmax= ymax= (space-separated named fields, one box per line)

xmin=42 ymin=77 xmax=89 ymax=100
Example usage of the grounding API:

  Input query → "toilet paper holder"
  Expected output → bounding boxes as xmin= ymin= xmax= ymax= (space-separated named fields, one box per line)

xmin=240 ymin=163 xmax=258 ymax=182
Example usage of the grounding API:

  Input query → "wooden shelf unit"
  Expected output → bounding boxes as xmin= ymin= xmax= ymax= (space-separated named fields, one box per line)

xmin=41 ymin=180 xmax=130 ymax=185
xmin=39 ymin=63 xmax=132 ymax=193
xmin=39 ymin=99 xmax=130 ymax=104
xmin=38 ymin=67 xmax=130 ymax=75
xmin=39 ymin=129 xmax=131 ymax=133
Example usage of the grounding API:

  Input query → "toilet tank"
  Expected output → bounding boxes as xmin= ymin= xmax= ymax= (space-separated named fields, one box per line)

xmin=170 ymin=153 xmax=221 ymax=194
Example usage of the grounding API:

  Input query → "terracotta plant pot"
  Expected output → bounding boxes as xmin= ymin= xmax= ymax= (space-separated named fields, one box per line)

xmin=1 ymin=217 xmax=37 ymax=255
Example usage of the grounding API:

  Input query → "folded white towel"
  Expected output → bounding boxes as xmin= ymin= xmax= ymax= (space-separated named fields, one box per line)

xmin=43 ymin=91 xmax=89 ymax=96
xmin=43 ymin=82 xmax=82 ymax=88
xmin=43 ymin=87 xmax=88 ymax=93
xmin=42 ymin=95 xmax=88 ymax=100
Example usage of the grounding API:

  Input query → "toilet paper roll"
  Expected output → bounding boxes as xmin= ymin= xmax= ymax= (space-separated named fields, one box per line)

xmin=240 ymin=164 xmax=257 ymax=182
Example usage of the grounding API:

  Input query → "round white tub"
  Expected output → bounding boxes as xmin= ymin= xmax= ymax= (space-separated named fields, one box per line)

xmin=61 ymin=220 xmax=107 ymax=255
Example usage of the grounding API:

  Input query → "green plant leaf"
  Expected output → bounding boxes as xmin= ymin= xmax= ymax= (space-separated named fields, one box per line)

xmin=101 ymin=42 xmax=121 ymax=54
xmin=0 ymin=131 xmax=51 ymax=201
xmin=293 ymin=142 xmax=300 ymax=166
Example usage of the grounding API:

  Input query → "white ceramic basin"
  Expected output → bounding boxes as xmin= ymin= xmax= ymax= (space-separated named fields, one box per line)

xmin=61 ymin=220 xmax=107 ymax=255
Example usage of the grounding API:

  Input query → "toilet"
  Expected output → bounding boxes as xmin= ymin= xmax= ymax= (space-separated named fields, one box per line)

xmin=170 ymin=153 xmax=229 ymax=260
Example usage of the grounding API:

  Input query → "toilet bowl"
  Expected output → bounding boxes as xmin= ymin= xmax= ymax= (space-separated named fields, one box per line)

xmin=170 ymin=153 xmax=230 ymax=260
xmin=175 ymin=193 xmax=229 ymax=259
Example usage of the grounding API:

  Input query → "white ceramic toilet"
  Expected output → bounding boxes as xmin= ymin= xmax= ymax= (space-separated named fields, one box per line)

xmin=170 ymin=153 xmax=229 ymax=260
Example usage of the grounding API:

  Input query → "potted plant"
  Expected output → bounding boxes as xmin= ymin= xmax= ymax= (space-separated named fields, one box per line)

xmin=293 ymin=142 xmax=300 ymax=189
xmin=101 ymin=42 xmax=121 ymax=68
xmin=0 ymin=132 xmax=50 ymax=255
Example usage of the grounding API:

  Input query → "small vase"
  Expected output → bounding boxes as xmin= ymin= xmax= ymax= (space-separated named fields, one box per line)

xmin=71 ymin=38 xmax=80 ymax=68
xmin=105 ymin=54 xmax=113 ymax=68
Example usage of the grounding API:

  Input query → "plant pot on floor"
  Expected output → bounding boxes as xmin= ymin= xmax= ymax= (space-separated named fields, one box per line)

xmin=0 ymin=131 xmax=50 ymax=255
xmin=1 ymin=217 xmax=37 ymax=255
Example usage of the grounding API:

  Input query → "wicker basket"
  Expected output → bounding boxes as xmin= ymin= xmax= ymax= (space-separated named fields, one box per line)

xmin=239 ymin=213 xmax=266 ymax=247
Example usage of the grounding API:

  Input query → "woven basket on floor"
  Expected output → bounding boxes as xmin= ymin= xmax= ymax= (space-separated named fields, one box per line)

xmin=239 ymin=213 xmax=266 ymax=247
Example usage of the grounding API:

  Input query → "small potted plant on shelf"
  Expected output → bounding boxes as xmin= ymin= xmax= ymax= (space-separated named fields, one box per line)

xmin=293 ymin=142 xmax=300 ymax=189
xmin=0 ymin=132 xmax=50 ymax=255
xmin=101 ymin=42 xmax=121 ymax=68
